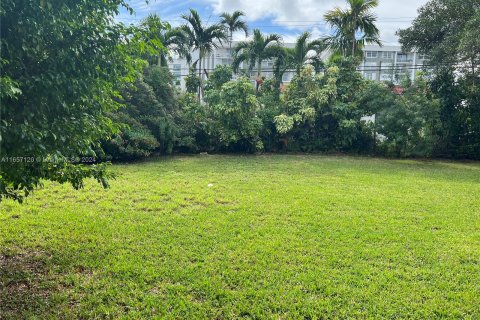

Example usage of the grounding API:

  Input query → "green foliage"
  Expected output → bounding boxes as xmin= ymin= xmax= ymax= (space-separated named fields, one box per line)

xmin=185 ymin=70 xmax=201 ymax=94
xmin=273 ymin=114 xmax=295 ymax=135
xmin=105 ymin=125 xmax=160 ymax=160
xmin=275 ymin=59 xmax=368 ymax=152
xmin=205 ymin=77 xmax=264 ymax=152
xmin=180 ymin=9 xmax=228 ymax=99
xmin=398 ymin=0 xmax=480 ymax=159
xmin=232 ymin=29 xmax=282 ymax=92
xmin=323 ymin=0 xmax=381 ymax=57
xmin=205 ymin=65 xmax=233 ymax=90
xmin=139 ymin=14 xmax=191 ymax=66
xmin=376 ymin=77 xmax=441 ymax=157
xmin=220 ymin=11 xmax=248 ymax=48
xmin=103 ymin=71 xmax=163 ymax=160
xmin=104 ymin=64 xmax=208 ymax=158
xmin=174 ymin=93 xmax=209 ymax=152
xmin=355 ymin=76 xmax=442 ymax=157
xmin=289 ymin=32 xmax=326 ymax=74
xmin=0 ymin=0 xmax=146 ymax=202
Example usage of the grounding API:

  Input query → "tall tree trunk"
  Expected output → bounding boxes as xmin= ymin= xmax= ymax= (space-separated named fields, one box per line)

xmin=352 ymin=31 xmax=356 ymax=57
xmin=471 ymin=57 xmax=476 ymax=87
xmin=198 ymin=54 xmax=202 ymax=102
xmin=352 ymin=18 xmax=357 ymax=57
xmin=256 ymin=59 xmax=262 ymax=94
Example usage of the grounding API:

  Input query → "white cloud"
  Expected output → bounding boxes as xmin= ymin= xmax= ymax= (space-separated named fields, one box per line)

xmin=208 ymin=0 xmax=428 ymax=44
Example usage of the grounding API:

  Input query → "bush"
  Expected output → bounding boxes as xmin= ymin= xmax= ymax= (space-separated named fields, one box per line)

xmin=185 ymin=70 xmax=200 ymax=94
xmin=376 ymin=76 xmax=441 ymax=157
xmin=205 ymin=77 xmax=264 ymax=152
xmin=205 ymin=65 xmax=233 ymax=90
xmin=105 ymin=127 xmax=160 ymax=160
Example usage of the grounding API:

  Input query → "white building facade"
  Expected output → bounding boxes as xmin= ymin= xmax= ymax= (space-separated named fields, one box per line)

xmin=360 ymin=44 xmax=428 ymax=83
xmin=167 ymin=43 xmax=426 ymax=90
xmin=167 ymin=41 xmax=297 ymax=91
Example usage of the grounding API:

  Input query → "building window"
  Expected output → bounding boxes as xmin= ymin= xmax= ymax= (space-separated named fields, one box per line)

xmin=262 ymin=60 xmax=274 ymax=68
xmin=282 ymin=73 xmax=293 ymax=82
xmin=366 ymin=51 xmax=378 ymax=58
xmin=397 ymin=53 xmax=408 ymax=62
xmin=172 ymin=64 xmax=182 ymax=86
xmin=396 ymin=64 xmax=407 ymax=74
xmin=418 ymin=53 xmax=428 ymax=60
xmin=380 ymin=73 xmax=392 ymax=81
xmin=382 ymin=52 xmax=393 ymax=59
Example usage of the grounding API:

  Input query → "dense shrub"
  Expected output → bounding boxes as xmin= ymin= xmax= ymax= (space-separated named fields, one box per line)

xmin=102 ymin=57 xmax=451 ymax=160
xmin=205 ymin=65 xmax=233 ymax=90
xmin=268 ymin=59 xmax=369 ymax=152
xmin=174 ymin=93 xmax=210 ymax=152
xmin=376 ymin=77 xmax=441 ymax=157
xmin=185 ymin=70 xmax=200 ymax=94
xmin=205 ymin=77 xmax=264 ymax=152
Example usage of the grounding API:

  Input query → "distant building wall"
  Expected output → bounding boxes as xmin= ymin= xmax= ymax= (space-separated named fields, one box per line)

xmin=360 ymin=45 xmax=428 ymax=84
xmin=168 ymin=43 xmax=428 ymax=91
xmin=167 ymin=41 xmax=298 ymax=91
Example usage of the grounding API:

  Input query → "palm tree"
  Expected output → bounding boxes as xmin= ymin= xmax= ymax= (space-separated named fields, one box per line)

xmin=269 ymin=32 xmax=325 ymax=93
xmin=289 ymin=31 xmax=326 ymax=74
xmin=180 ymin=9 xmax=228 ymax=100
xmin=232 ymin=29 xmax=282 ymax=92
xmin=219 ymin=11 xmax=249 ymax=50
xmin=324 ymin=0 xmax=381 ymax=57
xmin=140 ymin=14 xmax=191 ymax=67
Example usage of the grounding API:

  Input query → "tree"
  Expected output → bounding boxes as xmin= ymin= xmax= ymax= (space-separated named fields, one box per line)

xmin=140 ymin=14 xmax=191 ymax=67
xmin=324 ymin=0 xmax=381 ymax=57
xmin=232 ymin=29 xmax=282 ymax=93
xmin=0 ymin=0 xmax=145 ymax=202
xmin=398 ymin=0 xmax=480 ymax=158
xmin=375 ymin=77 xmax=441 ymax=157
xmin=103 ymin=65 xmax=181 ymax=159
xmin=219 ymin=11 xmax=249 ymax=50
xmin=267 ymin=32 xmax=326 ymax=95
xmin=180 ymin=9 xmax=228 ymax=100
xmin=205 ymin=65 xmax=233 ymax=90
xmin=288 ymin=31 xmax=326 ymax=75
xmin=274 ymin=57 xmax=368 ymax=152
xmin=204 ymin=77 xmax=264 ymax=152
xmin=185 ymin=69 xmax=201 ymax=94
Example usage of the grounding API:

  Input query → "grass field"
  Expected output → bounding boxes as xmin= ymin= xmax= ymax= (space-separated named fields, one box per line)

xmin=1 ymin=155 xmax=479 ymax=319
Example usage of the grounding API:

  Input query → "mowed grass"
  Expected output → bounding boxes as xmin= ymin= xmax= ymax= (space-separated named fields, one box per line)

xmin=1 ymin=155 xmax=479 ymax=319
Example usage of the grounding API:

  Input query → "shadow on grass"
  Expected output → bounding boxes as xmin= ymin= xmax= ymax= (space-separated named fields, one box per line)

xmin=0 ymin=249 xmax=61 ymax=319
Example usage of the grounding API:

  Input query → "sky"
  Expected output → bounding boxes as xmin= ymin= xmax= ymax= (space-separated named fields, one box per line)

xmin=116 ymin=0 xmax=429 ymax=45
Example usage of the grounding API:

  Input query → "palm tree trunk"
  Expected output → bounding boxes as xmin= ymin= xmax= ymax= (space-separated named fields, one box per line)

xmin=198 ymin=54 xmax=202 ymax=102
xmin=352 ymin=32 xmax=356 ymax=57
xmin=256 ymin=59 xmax=262 ymax=93
xmin=352 ymin=17 xmax=357 ymax=57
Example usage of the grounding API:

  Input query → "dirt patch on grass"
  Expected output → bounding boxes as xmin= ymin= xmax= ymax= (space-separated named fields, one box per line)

xmin=0 ymin=249 xmax=58 ymax=319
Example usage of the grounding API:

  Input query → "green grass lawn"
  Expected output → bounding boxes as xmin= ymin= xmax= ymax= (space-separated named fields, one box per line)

xmin=1 ymin=155 xmax=479 ymax=319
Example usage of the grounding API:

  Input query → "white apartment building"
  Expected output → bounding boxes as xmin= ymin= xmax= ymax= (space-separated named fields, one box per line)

xmin=167 ymin=43 xmax=426 ymax=90
xmin=167 ymin=41 xmax=298 ymax=91
xmin=360 ymin=44 xmax=428 ymax=83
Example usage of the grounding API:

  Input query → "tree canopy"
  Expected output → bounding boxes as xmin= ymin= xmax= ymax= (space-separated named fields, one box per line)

xmin=0 ymin=0 xmax=145 ymax=201
xmin=324 ymin=0 xmax=381 ymax=57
